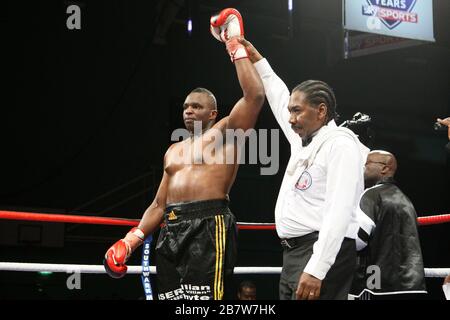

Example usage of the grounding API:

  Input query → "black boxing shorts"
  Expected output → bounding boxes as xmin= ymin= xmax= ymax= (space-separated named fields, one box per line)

xmin=155 ymin=199 xmax=237 ymax=300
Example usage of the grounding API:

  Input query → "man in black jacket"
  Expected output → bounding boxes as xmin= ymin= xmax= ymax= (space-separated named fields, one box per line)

xmin=350 ymin=150 xmax=427 ymax=299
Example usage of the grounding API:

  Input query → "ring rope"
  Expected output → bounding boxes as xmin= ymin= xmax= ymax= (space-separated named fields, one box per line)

xmin=1 ymin=210 xmax=449 ymax=229
xmin=0 ymin=262 xmax=448 ymax=277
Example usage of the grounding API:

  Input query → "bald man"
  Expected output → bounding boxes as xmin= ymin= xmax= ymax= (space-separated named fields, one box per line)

xmin=349 ymin=151 xmax=427 ymax=299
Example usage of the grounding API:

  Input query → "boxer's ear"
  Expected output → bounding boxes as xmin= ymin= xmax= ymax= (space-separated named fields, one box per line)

xmin=209 ymin=109 xmax=218 ymax=120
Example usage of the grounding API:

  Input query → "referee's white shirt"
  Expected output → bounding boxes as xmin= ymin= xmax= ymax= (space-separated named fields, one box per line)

xmin=254 ymin=58 xmax=367 ymax=280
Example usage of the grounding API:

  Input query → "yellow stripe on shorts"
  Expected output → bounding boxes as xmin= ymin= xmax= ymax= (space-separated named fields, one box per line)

xmin=214 ymin=215 xmax=225 ymax=300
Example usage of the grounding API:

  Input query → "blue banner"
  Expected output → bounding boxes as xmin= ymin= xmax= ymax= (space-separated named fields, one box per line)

xmin=141 ymin=236 xmax=153 ymax=300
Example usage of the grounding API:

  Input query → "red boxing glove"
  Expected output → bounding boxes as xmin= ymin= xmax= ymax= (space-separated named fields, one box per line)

xmin=210 ymin=8 xmax=248 ymax=62
xmin=210 ymin=8 xmax=244 ymax=42
xmin=103 ymin=227 xmax=144 ymax=279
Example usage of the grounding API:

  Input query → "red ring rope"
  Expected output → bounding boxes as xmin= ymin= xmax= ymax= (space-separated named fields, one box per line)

xmin=1 ymin=210 xmax=449 ymax=229
xmin=0 ymin=210 xmax=138 ymax=226
xmin=416 ymin=214 xmax=450 ymax=226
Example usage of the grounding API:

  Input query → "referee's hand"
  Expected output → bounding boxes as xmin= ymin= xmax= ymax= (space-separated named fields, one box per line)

xmin=296 ymin=272 xmax=322 ymax=300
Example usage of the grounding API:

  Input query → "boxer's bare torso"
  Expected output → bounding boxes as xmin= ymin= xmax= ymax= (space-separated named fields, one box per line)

xmin=164 ymin=119 xmax=238 ymax=204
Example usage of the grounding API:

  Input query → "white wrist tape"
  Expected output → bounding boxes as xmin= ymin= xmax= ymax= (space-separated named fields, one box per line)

xmin=131 ymin=228 xmax=145 ymax=241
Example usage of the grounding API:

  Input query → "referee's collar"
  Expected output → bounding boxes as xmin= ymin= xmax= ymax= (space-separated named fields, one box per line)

xmin=302 ymin=120 xmax=337 ymax=147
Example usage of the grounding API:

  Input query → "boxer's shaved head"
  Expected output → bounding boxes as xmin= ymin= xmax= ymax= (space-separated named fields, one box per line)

xmin=190 ymin=87 xmax=217 ymax=111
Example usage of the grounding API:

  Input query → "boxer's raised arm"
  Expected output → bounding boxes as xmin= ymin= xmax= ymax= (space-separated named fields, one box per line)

xmin=210 ymin=8 xmax=265 ymax=132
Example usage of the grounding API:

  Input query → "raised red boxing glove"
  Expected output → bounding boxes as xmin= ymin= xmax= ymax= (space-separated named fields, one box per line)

xmin=210 ymin=8 xmax=248 ymax=62
xmin=210 ymin=8 xmax=244 ymax=42
xmin=103 ymin=227 xmax=144 ymax=279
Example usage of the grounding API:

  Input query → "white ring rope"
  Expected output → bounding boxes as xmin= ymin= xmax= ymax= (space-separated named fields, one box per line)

xmin=0 ymin=262 xmax=448 ymax=278
xmin=235 ymin=222 xmax=275 ymax=225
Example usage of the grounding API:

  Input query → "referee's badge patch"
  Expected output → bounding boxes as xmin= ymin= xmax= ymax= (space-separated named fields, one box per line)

xmin=295 ymin=171 xmax=312 ymax=190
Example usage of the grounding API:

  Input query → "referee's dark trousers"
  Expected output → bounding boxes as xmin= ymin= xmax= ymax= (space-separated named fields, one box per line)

xmin=279 ymin=232 xmax=356 ymax=300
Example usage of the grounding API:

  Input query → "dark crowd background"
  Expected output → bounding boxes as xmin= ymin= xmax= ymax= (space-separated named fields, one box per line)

xmin=0 ymin=0 xmax=449 ymax=300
